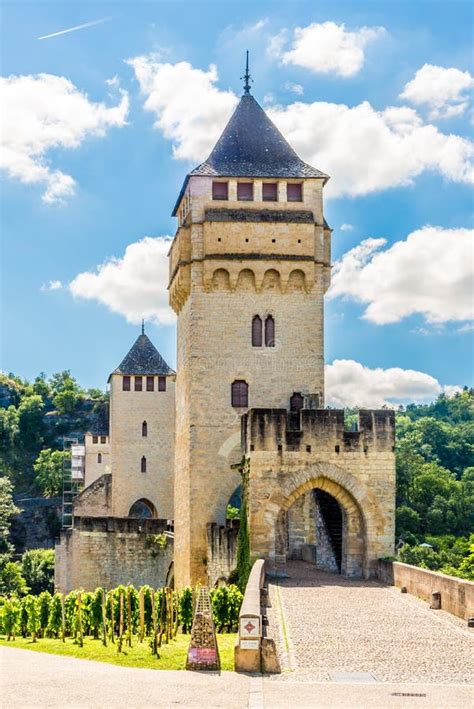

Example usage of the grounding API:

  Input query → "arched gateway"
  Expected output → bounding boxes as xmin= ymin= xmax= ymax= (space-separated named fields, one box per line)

xmin=242 ymin=408 xmax=396 ymax=579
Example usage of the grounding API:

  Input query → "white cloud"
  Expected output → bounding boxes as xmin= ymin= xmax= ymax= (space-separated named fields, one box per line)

xmin=69 ymin=236 xmax=175 ymax=326
xmin=325 ymin=359 xmax=460 ymax=408
xmin=284 ymin=81 xmax=304 ymax=95
xmin=400 ymin=64 xmax=474 ymax=119
xmin=328 ymin=226 xmax=474 ymax=324
xmin=0 ymin=73 xmax=129 ymax=203
xmin=128 ymin=57 xmax=473 ymax=197
xmin=41 ymin=280 xmax=62 ymax=291
xmin=268 ymin=101 xmax=474 ymax=196
xmin=127 ymin=57 xmax=238 ymax=162
xmin=272 ymin=21 xmax=386 ymax=77
xmin=340 ymin=223 xmax=354 ymax=232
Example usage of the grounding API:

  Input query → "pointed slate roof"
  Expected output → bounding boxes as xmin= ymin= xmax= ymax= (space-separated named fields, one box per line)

xmin=111 ymin=334 xmax=174 ymax=377
xmin=172 ymin=93 xmax=328 ymax=215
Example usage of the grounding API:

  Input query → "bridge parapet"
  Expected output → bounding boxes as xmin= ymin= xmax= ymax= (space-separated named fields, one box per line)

xmin=242 ymin=408 xmax=395 ymax=454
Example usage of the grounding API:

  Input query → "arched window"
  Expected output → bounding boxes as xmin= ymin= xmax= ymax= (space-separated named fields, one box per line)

xmin=142 ymin=420 xmax=148 ymax=437
xmin=290 ymin=392 xmax=304 ymax=412
xmin=251 ymin=315 xmax=262 ymax=347
xmin=231 ymin=380 xmax=248 ymax=407
xmin=97 ymin=453 xmax=102 ymax=464
xmin=141 ymin=456 xmax=147 ymax=473
xmin=128 ymin=499 xmax=156 ymax=518
xmin=265 ymin=315 xmax=275 ymax=347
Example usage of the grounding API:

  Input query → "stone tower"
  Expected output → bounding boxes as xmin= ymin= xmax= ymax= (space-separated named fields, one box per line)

xmin=170 ymin=87 xmax=332 ymax=586
xmin=108 ymin=331 xmax=176 ymax=519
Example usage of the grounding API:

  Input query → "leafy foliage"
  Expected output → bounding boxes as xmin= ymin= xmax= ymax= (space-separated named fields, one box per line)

xmin=21 ymin=549 xmax=55 ymax=594
xmin=33 ymin=449 xmax=70 ymax=497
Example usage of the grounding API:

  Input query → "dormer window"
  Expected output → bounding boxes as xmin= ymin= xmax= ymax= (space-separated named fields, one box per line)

xmin=287 ymin=183 xmax=303 ymax=202
xmin=237 ymin=182 xmax=253 ymax=201
xmin=263 ymin=182 xmax=278 ymax=201
xmin=212 ymin=181 xmax=228 ymax=200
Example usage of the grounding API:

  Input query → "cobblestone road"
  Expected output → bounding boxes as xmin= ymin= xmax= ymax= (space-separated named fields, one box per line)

xmin=267 ymin=561 xmax=473 ymax=684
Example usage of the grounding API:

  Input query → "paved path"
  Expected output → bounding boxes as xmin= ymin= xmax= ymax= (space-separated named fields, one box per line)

xmin=267 ymin=561 xmax=474 ymax=685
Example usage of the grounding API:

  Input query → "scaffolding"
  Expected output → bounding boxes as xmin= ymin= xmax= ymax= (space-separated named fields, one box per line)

xmin=61 ymin=437 xmax=85 ymax=528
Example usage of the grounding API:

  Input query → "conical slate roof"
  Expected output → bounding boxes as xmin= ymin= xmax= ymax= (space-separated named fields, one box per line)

xmin=111 ymin=334 xmax=174 ymax=377
xmin=172 ymin=93 xmax=328 ymax=215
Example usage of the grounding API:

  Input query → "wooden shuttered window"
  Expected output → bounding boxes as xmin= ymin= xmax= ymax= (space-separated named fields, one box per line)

xmin=237 ymin=182 xmax=253 ymax=201
xmin=146 ymin=376 xmax=154 ymax=391
xmin=100 ymin=436 xmax=106 ymax=444
xmin=262 ymin=182 xmax=278 ymax=201
xmin=287 ymin=183 xmax=303 ymax=202
xmin=265 ymin=315 xmax=275 ymax=347
xmin=158 ymin=376 xmax=166 ymax=392
xmin=122 ymin=376 xmax=131 ymax=391
xmin=135 ymin=376 xmax=143 ymax=391
xmin=92 ymin=436 xmax=98 ymax=444
xmin=252 ymin=315 xmax=262 ymax=347
xmin=212 ymin=181 xmax=228 ymax=200
xmin=231 ymin=380 xmax=248 ymax=407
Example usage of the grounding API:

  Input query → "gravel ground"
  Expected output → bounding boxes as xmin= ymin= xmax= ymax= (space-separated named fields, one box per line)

xmin=266 ymin=561 xmax=474 ymax=684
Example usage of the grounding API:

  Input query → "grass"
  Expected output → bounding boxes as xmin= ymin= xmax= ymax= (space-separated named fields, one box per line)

xmin=0 ymin=633 xmax=237 ymax=671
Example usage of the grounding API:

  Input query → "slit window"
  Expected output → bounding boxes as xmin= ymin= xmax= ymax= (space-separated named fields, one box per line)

xmin=141 ymin=456 xmax=147 ymax=473
xmin=265 ymin=315 xmax=275 ymax=347
xmin=237 ymin=182 xmax=253 ymax=201
xmin=135 ymin=376 xmax=143 ymax=391
xmin=231 ymin=380 xmax=248 ymax=407
xmin=252 ymin=315 xmax=263 ymax=347
xmin=97 ymin=453 xmax=102 ymax=464
xmin=142 ymin=421 xmax=148 ymax=437
xmin=212 ymin=181 xmax=228 ymax=200
xmin=287 ymin=183 xmax=303 ymax=202
xmin=123 ymin=376 xmax=131 ymax=391
xmin=146 ymin=376 xmax=154 ymax=391
xmin=158 ymin=376 xmax=166 ymax=392
xmin=262 ymin=182 xmax=278 ymax=201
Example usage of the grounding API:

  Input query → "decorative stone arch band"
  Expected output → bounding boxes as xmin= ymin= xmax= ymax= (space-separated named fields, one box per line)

xmin=248 ymin=462 xmax=389 ymax=579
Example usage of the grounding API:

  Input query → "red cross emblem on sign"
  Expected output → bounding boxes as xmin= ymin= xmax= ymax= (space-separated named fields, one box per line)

xmin=244 ymin=621 xmax=256 ymax=634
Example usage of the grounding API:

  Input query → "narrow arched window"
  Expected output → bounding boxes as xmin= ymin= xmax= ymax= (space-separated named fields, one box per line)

xmin=231 ymin=380 xmax=248 ymax=407
xmin=290 ymin=392 xmax=304 ymax=412
xmin=97 ymin=453 xmax=102 ymax=464
xmin=142 ymin=420 xmax=148 ymax=437
xmin=265 ymin=315 xmax=275 ymax=347
xmin=252 ymin=315 xmax=262 ymax=347
xmin=141 ymin=456 xmax=147 ymax=473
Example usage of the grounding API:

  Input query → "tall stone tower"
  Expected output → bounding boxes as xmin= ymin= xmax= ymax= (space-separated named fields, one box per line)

xmin=170 ymin=83 xmax=331 ymax=587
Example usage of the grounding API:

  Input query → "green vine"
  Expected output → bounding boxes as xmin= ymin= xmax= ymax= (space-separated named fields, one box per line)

xmin=236 ymin=456 xmax=251 ymax=592
xmin=145 ymin=533 xmax=168 ymax=557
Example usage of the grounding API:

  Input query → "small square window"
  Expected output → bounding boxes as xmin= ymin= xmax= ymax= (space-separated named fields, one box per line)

xmin=158 ymin=376 xmax=166 ymax=392
xmin=123 ymin=375 xmax=131 ymax=391
xmin=287 ymin=183 xmax=303 ymax=202
xmin=92 ymin=436 xmax=98 ymax=444
xmin=237 ymin=182 xmax=253 ymax=201
xmin=146 ymin=376 xmax=154 ymax=392
xmin=262 ymin=182 xmax=278 ymax=201
xmin=212 ymin=181 xmax=228 ymax=200
xmin=135 ymin=376 xmax=143 ymax=391
xmin=100 ymin=436 xmax=106 ymax=444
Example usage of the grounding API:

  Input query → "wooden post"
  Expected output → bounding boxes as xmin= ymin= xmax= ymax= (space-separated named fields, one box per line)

xmin=109 ymin=591 xmax=115 ymax=644
xmin=151 ymin=590 xmax=158 ymax=656
xmin=118 ymin=591 xmax=124 ymax=653
xmin=101 ymin=589 xmax=107 ymax=647
xmin=126 ymin=587 xmax=132 ymax=647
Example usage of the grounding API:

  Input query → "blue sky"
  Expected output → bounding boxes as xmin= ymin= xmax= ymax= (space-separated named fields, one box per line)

xmin=1 ymin=1 xmax=473 ymax=406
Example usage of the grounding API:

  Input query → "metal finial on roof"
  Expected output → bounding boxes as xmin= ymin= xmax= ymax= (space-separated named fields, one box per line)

xmin=141 ymin=319 xmax=145 ymax=335
xmin=241 ymin=50 xmax=252 ymax=95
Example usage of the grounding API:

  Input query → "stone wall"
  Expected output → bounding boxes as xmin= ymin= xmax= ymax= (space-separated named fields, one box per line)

xmin=378 ymin=560 xmax=474 ymax=620
xmin=243 ymin=408 xmax=396 ymax=578
xmin=55 ymin=516 xmax=173 ymax=593
xmin=206 ymin=521 xmax=239 ymax=587
xmin=73 ymin=474 xmax=112 ymax=517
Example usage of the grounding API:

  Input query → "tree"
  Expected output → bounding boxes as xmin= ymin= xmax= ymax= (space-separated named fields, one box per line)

xmin=33 ymin=449 xmax=70 ymax=497
xmin=49 ymin=371 xmax=83 ymax=415
xmin=396 ymin=505 xmax=421 ymax=536
xmin=21 ymin=548 xmax=55 ymax=594
xmin=17 ymin=395 xmax=44 ymax=450
xmin=0 ymin=561 xmax=28 ymax=595
xmin=0 ymin=477 xmax=19 ymax=564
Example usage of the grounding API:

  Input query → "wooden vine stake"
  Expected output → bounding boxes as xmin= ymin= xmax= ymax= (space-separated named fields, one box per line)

xmin=174 ymin=591 xmax=180 ymax=639
xmin=138 ymin=588 xmax=145 ymax=643
xmin=109 ymin=590 xmax=115 ymax=644
xmin=151 ymin=590 xmax=158 ymax=656
xmin=101 ymin=589 xmax=107 ymax=647
xmin=118 ymin=590 xmax=124 ymax=653
xmin=61 ymin=593 xmax=66 ymax=643
xmin=77 ymin=592 xmax=83 ymax=648
xmin=126 ymin=587 xmax=132 ymax=647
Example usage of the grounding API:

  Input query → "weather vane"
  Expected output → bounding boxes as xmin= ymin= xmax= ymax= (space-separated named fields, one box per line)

xmin=241 ymin=50 xmax=253 ymax=94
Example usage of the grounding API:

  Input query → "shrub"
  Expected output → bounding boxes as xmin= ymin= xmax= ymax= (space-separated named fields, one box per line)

xmin=0 ymin=561 xmax=28 ymax=595
xmin=3 ymin=596 xmax=20 ymax=640
xmin=38 ymin=591 xmax=51 ymax=637
xmin=21 ymin=549 xmax=54 ymax=594
xmin=178 ymin=586 xmax=193 ymax=633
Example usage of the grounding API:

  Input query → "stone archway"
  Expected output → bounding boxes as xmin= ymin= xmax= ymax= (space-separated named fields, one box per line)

xmin=249 ymin=463 xmax=386 ymax=579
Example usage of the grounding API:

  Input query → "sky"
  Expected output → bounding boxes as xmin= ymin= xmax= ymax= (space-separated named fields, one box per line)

xmin=1 ymin=0 xmax=473 ymax=407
